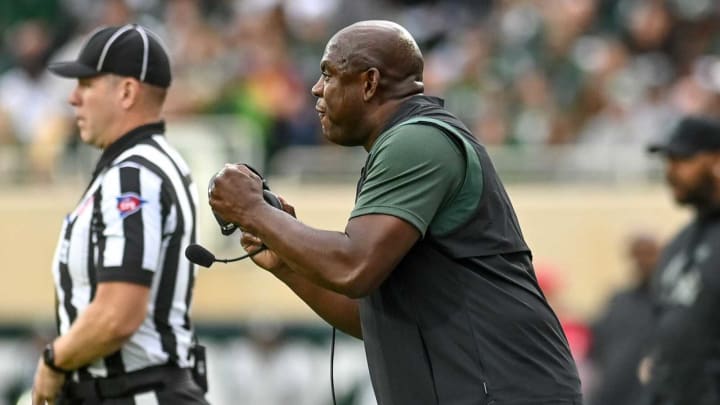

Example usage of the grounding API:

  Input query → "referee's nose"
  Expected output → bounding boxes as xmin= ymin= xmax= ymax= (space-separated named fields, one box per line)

xmin=68 ymin=81 xmax=82 ymax=107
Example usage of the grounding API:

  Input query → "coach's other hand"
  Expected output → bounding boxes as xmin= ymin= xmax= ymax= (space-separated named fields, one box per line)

xmin=241 ymin=231 xmax=283 ymax=271
xmin=209 ymin=164 xmax=266 ymax=229
xmin=240 ymin=195 xmax=296 ymax=272
xmin=32 ymin=358 xmax=65 ymax=405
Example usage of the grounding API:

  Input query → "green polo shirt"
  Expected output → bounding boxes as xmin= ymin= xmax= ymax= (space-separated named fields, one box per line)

xmin=350 ymin=122 xmax=484 ymax=236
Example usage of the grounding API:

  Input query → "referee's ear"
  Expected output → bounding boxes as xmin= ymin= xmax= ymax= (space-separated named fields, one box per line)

xmin=118 ymin=76 xmax=142 ymax=110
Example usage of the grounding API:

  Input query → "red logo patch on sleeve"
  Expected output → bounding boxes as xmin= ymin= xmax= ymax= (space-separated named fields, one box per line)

xmin=116 ymin=193 xmax=147 ymax=218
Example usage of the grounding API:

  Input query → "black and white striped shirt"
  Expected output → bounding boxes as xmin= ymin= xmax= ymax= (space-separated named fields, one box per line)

xmin=51 ymin=122 xmax=199 ymax=378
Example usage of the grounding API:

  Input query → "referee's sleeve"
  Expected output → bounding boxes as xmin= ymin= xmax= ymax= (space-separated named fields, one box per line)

xmin=97 ymin=162 xmax=163 ymax=286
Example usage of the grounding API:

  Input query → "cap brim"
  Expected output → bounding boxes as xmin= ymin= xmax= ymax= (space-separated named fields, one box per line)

xmin=647 ymin=144 xmax=666 ymax=154
xmin=647 ymin=143 xmax=695 ymax=158
xmin=47 ymin=61 xmax=100 ymax=78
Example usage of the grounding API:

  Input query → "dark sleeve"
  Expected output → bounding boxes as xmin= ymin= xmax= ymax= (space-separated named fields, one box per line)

xmin=350 ymin=124 xmax=466 ymax=236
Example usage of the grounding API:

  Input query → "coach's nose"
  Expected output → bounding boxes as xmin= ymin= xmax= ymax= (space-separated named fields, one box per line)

xmin=311 ymin=76 xmax=324 ymax=98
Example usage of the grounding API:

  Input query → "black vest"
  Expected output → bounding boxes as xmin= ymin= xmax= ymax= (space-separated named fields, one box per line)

xmin=356 ymin=96 xmax=581 ymax=404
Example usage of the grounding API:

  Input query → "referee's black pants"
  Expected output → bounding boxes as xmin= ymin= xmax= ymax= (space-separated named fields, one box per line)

xmin=57 ymin=365 xmax=209 ymax=405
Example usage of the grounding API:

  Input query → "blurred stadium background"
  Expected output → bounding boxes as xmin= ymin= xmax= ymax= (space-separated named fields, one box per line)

xmin=1 ymin=0 xmax=718 ymax=404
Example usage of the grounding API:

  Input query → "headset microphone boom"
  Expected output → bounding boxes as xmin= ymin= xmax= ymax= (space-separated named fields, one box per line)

xmin=185 ymin=164 xmax=283 ymax=268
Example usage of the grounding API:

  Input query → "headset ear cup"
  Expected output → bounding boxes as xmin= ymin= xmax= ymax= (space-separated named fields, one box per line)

xmin=241 ymin=163 xmax=270 ymax=190
xmin=213 ymin=211 xmax=238 ymax=235
xmin=263 ymin=190 xmax=282 ymax=210
xmin=209 ymin=163 xmax=280 ymax=236
xmin=208 ymin=174 xmax=238 ymax=235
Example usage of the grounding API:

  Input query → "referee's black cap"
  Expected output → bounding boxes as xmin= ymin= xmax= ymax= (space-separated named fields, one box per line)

xmin=48 ymin=24 xmax=171 ymax=88
xmin=648 ymin=116 xmax=720 ymax=158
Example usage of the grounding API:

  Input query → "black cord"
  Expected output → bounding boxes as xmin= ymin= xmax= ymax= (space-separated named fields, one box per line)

xmin=216 ymin=245 xmax=267 ymax=263
xmin=331 ymin=327 xmax=337 ymax=405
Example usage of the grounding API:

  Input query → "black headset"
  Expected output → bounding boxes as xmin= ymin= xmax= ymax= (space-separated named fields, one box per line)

xmin=209 ymin=163 xmax=282 ymax=236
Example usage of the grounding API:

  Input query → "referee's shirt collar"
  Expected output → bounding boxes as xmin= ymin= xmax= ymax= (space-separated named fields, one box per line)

xmin=93 ymin=121 xmax=166 ymax=178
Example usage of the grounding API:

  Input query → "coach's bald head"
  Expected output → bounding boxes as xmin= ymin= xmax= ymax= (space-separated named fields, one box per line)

xmin=312 ymin=21 xmax=426 ymax=149
xmin=328 ymin=20 xmax=424 ymax=100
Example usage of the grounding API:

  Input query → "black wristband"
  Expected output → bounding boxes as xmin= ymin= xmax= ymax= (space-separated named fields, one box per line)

xmin=43 ymin=343 xmax=71 ymax=374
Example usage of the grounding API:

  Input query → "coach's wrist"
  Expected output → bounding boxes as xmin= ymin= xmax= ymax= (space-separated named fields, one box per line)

xmin=239 ymin=200 xmax=274 ymax=235
xmin=273 ymin=263 xmax=306 ymax=284
xmin=42 ymin=342 xmax=71 ymax=374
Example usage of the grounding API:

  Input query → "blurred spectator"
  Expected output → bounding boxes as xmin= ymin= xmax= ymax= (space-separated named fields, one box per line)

xmin=0 ymin=0 xmax=67 ymax=70
xmin=161 ymin=0 xmax=228 ymax=116
xmin=587 ymin=232 xmax=661 ymax=405
xmin=210 ymin=4 xmax=321 ymax=165
xmin=0 ymin=20 xmax=71 ymax=182
xmin=623 ymin=0 xmax=674 ymax=53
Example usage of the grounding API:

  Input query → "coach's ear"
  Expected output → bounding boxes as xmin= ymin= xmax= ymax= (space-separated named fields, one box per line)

xmin=361 ymin=68 xmax=380 ymax=102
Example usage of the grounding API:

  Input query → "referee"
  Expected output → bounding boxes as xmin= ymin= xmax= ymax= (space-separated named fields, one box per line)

xmin=32 ymin=25 xmax=208 ymax=405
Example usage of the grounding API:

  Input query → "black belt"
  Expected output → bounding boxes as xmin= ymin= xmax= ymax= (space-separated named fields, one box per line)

xmin=62 ymin=365 xmax=190 ymax=400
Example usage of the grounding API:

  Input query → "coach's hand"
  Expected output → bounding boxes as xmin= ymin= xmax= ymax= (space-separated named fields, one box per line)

xmin=209 ymin=164 xmax=265 ymax=228
xmin=240 ymin=195 xmax=296 ymax=272
xmin=32 ymin=359 xmax=65 ymax=405
xmin=241 ymin=231 xmax=283 ymax=271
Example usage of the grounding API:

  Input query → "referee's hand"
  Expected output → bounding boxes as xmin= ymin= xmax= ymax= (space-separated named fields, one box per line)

xmin=32 ymin=358 xmax=65 ymax=405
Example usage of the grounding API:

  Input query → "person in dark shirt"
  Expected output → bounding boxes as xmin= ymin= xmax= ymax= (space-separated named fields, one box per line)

xmin=644 ymin=116 xmax=720 ymax=405
xmin=588 ymin=233 xmax=660 ymax=405
xmin=209 ymin=20 xmax=581 ymax=404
